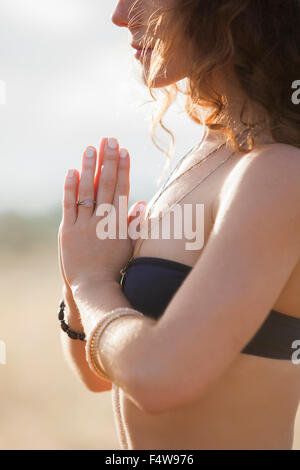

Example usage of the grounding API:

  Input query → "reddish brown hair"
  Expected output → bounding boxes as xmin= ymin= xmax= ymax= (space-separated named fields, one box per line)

xmin=132 ymin=0 xmax=300 ymax=174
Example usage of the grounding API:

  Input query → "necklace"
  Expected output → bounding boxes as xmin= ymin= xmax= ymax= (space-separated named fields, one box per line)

xmin=120 ymin=126 xmax=263 ymax=282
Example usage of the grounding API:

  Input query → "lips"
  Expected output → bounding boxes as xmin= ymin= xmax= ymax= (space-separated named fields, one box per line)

xmin=130 ymin=43 xmax=145 ymax=50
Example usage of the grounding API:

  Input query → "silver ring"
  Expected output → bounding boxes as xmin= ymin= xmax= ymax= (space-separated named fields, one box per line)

xmin=76 ymin=199 xmax=97 ymax=208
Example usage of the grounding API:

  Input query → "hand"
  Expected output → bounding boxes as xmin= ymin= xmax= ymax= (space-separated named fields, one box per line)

xmin=58 ymin=200 xmax=147 ymax=302
xmin=58 ymin=226 xmax=80 ymax=311
xmin=59 ymin=137 xmax=146 ymax=289
xmin=58 ymin=201 xmax=146 ymax=294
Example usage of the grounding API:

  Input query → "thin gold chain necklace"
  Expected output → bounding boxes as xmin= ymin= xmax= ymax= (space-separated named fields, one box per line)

xmin=120 ymin=127 xmax=262 ymax=282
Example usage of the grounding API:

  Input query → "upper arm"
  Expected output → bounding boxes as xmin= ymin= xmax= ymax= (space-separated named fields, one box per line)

xmin=135 ymin=145 xmax=300 ymax=414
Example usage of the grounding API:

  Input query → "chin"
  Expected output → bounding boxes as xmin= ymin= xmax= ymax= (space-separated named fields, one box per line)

xmin=140 ymin=59 xmax=188 ymax=88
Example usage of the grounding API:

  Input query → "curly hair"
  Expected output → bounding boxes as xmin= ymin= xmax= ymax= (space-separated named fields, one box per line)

xmin=130 ymin=0 xmax=300 ymax=181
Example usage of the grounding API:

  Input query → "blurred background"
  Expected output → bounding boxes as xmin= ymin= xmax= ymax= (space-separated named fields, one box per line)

xmin=0 ymin=0 xmax=299 ymax=450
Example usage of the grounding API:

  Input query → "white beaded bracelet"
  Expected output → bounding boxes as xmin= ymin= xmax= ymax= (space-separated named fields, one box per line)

xmin=85 ymin=308 xmax=145 ymax=381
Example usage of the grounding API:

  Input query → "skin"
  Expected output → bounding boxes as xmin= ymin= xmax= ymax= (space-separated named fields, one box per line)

xmin=111 ymin=0 xmax=191 ymax=88
xmin=59 ymin=0 xmax=300 ymax=449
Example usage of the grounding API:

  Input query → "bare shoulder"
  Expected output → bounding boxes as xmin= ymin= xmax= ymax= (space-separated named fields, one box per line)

xmin=264 ymin=142 xmax=300 ymax=159
xmin=213 ymin=143 xmax=300 ymax=223
xmin=245 ymin=142 xmax=300 ymax=171
xmin=223 ymin=142 xmax=300 ymax=199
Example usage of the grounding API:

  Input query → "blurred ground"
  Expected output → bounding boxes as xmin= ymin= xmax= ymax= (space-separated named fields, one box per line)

xmin=0 ymin=209 xmax=118 ymax=450
xmin=0 ymin=209 xmax=299 ymax=450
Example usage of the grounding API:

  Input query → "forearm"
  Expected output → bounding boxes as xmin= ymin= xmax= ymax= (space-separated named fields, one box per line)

xmin=73 ymin=280 xmax=157 ymax=407
xmin=60 ymin=288 xmax=112 ymax=392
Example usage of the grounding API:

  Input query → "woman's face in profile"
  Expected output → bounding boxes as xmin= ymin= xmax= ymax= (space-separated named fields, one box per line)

xmin=111 ymin=0 xmax=191 ymax=87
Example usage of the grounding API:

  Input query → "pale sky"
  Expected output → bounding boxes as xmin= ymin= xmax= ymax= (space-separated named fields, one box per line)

xmin=0 ymin=0 xmax=203 ymax=215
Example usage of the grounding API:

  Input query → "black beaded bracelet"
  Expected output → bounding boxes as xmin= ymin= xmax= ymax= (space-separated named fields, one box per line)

xmin=58 ymin=299 xmax=86 ymax=341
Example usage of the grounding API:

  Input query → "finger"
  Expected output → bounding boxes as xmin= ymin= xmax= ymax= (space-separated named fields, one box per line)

xmin=58 ymin=227 xmax=68 ymax=286
xmin=59 ymin=228 xmax=75 ymax=299
xmin=96 ymin=137 xmax=120 ymax=209
xmin=113 ymin=148 xmax=130 ymax=224
xmin=63 ymin=168 xmax=79 ymax=226
xmin=57 ymin=225 xmax=64 ymax=280
xmin=77 ymin=146 xmax=98 ymax=221
xmin=94 ymin=137 xmax=107 ymax=199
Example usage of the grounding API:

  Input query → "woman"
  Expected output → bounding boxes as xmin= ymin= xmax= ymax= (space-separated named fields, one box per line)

xmin=58 ymin=0 xmax=300 ymax=450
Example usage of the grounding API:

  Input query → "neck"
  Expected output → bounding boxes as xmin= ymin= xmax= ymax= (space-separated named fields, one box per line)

xmin=211 ymin=66 xmax=276 ymax=147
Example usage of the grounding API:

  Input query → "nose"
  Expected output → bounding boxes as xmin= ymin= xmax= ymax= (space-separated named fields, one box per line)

xmin=110 ymin=1 xmax=128 ymax=28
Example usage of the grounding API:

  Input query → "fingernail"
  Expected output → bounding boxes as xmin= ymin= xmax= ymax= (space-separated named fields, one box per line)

xmin=86 ymin=147 xmax=95 ymax=158
xmin=120 ymin=149 xmax=127 ymax=159
xmin=67 ymin=169 xmax=74 ymax=178
xmin=107 ymin=138 xmax=117 ymax=150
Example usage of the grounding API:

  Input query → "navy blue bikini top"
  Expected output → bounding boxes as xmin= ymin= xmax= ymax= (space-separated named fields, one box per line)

xmin=120 ymin=256 xmax=300 ymax=360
